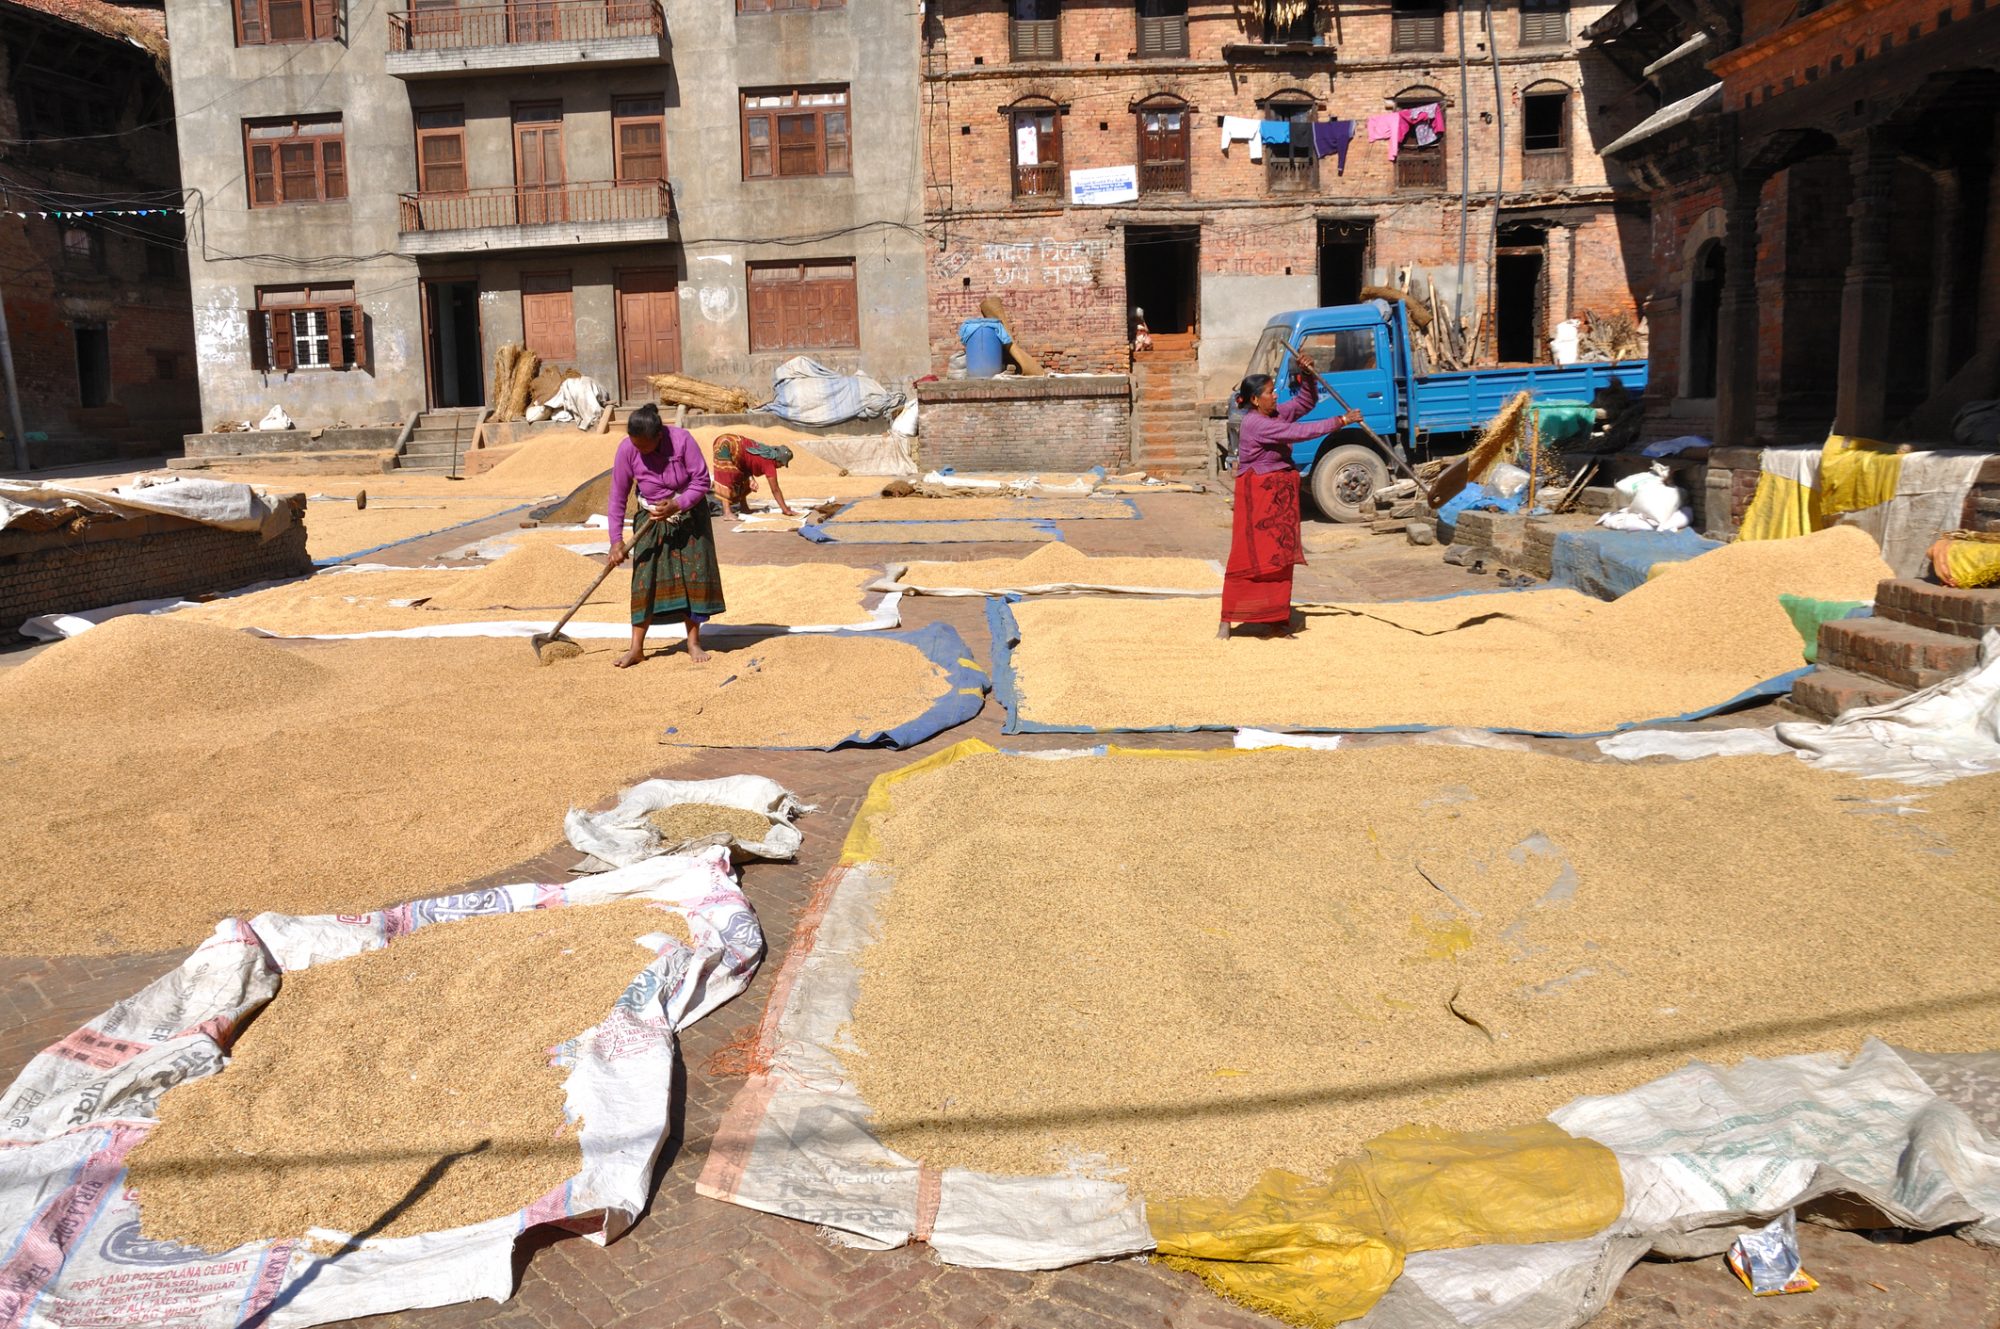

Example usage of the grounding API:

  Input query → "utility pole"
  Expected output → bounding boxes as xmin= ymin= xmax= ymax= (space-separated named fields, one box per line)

xmin=0 ymin=276 xmax=29 ymax=471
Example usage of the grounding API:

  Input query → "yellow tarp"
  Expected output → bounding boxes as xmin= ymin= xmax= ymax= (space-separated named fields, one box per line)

xmin=1739 ymin=434 xmax=1904 ymax=541
xmin=1817 ymin=435 xmax=1904 ymax=516
xmin=1152 ymin=1122 xmax=1624 ymax=1328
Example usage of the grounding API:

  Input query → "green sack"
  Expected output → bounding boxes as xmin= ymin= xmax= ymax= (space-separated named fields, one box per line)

xmin=1779 ymin=593 xmax=1868 ymax=664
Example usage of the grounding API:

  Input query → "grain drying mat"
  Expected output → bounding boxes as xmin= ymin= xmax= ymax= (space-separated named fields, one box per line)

xmin=831 ymin=496 xmax=1141 ymax=523
xmin=0 ymin=852 xmax=763 ymax=1329
xmin=660 ymin=621 xmax=989 ymax=750
xmin=878 ymin=544 xmax=1223 ymax=598
xmin=698 ymin=739 xmax=2000 ymax=1327
xmin=984 ymin=526 xmax=1893 ymax=737
xmin=800 ymin=518 xmax=1064 ymax=545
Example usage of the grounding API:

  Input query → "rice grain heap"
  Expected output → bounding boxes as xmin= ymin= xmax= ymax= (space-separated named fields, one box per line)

xmin=128 ymin=901 xmax=684 ymax=1253
xmin=896 ymin=543 xmax=1221 ymax=593
xmin=0 ymin=619 xmax=951 ymax=953
xmin=1008 ymin=526 xmax=1891 ymax=732
xmin=846 ymin=745 xmax=2000 ymax=1200
xmin=647 ymin=803 xmax=774 ymax=844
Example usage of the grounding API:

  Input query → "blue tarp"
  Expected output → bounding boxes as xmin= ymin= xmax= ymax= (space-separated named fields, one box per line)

xmin=800 ymin=517 xmax=1067 ymax=544
xmin=1436 ymin=482 xmax=1524 ymax=527
xmin=662 ymin=621 xmax=987 ymax=750
xmin=984 ymin=598 xmax=1808 ymax=740
xmin=1546 ymin=528 xmax=1720 ymax=601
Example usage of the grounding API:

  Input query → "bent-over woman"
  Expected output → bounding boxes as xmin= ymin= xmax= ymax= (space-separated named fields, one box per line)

xmin=605 ymin=403 xmax=723 ymax=666
xmin=1222 ymin=358 xmax=1360 ymax=638
xmin=711 ymin=433 xmax=796 ymax=520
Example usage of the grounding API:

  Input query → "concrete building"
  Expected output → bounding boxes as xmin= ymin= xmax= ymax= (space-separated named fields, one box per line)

xmin=163 ymin=0 xmax=927 ymax=434
xmin=921 ymin=0 xmax=1658 ymax=468
xmin=0 ymin=0 xmax=200 ymax=466
xmin=1592 ymin=0 xmax=1999 ymax=448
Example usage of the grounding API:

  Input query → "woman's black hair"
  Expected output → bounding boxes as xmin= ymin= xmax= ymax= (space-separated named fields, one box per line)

xmin=628 ymin=402 xmax=664 ymax=438
xmin=1236 ymin=374 xmax=1274 ymax=409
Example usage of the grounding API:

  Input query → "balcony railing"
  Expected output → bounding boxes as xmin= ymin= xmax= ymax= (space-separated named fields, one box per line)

xmin=1012 ymin=162 xmax=1062 ymax=199
xmin=1521 ymin=148 xmax=1573 ymax=187
xmin=1139 ymin=159 xmax=1188 ymax=193
xmin=1265 ymin=154 xmax=1317 ymax=193
xmin=1395 ymin=147 xmax=1448 ymax=191
xmin=398 ymin=180 xmax=672 ymax=232
xmin=389 ymin=0 xmax=662 ymax=51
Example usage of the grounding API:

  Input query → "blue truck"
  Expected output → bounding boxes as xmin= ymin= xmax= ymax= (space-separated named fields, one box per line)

xmin=1232 ymin=300 xmax=1648 ymax=522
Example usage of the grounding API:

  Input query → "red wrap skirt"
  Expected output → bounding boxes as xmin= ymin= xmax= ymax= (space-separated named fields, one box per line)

xmin=1222 ymin=469 xmax=1305 ymax=625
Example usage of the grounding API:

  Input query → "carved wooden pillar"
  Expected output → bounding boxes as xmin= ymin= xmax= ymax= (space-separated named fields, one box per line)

xmin=1926 ymin=168 xmax=1960 ymax=398
xmin=1714 ymin=171 xmax=1762 ymax=447
xmin=1836 ymin=129 xmax=1898 ymax=438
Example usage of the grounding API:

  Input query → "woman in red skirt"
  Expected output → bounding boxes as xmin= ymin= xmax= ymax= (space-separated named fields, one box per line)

xmin=1221 ymin=355 xmax=1360 ymax=638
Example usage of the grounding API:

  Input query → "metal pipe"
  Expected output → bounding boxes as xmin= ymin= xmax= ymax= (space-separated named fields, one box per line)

xmin=1454 ymin=0 xmax=1472 ymax=324
xmin=0 ymin=278 xmax=30 ymax=471
xmin=1484 ymin=0 xmax=1504 ymax=363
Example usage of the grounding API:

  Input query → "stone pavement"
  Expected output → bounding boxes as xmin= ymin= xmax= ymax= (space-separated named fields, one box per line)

xmin=4 ymin=486 xmax=1996 ymax=1329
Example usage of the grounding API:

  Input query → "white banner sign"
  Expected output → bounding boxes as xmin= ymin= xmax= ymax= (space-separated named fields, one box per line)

xmin=1068 ymin=164 xmax=1139 ymax=206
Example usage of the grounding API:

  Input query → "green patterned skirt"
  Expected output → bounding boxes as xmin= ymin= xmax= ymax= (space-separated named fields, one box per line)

xmin=629 ymin=504 xmax=726 ymax=626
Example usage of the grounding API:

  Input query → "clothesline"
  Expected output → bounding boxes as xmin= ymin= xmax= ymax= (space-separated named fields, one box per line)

xmin=1220 ymin=102 xmax=1445 ymax=173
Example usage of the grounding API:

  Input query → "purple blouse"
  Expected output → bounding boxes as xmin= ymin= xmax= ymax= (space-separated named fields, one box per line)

xmin=607 ymin=427 xmax=712 ymax=531
xmin=1237 ymin=377 xmax=1331 ymax=476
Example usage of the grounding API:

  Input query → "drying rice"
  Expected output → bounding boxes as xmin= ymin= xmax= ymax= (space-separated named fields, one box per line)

xmin=174 ymin=560 xmax=882 ymax=634
xmin=302 ymin=497 xmax=530 ymax=562
xmin=476 ymin=429 xmax=619 ymax=492
xmin=0 ymin=619 xmax=947 ymax=953
xmin=897 ymin=543 xmax=1221 ymax=593
xmin=847 ymin=745 xmax=2000 ymax=1200
xmin=838 ymin=497 xmax=1132 ymax=522
xmin=1009 ymin=526 xmax=1891 ymax=732
xmin=646 ymin=803 xmax=774 ymax=844
xmin=128 ymin=901 xmax=684 ymax=1253
xmin=816 ymin=521 xmax=1057 ymax=545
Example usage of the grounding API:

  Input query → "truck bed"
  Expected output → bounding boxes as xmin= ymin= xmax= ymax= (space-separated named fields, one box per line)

xmin=1409 ymin=361 xmax=1648 ymax=436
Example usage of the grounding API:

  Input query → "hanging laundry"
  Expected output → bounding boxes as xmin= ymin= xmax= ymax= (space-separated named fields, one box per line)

xmin=1400 ymin=103 xmax=1445 ymax=149
xmin=1289 ymin=121 xmax=1312 ymax=154
xmin=1257 ymin=120 xmax=1295 ymax=145
xmin=1220 ymin=115 xmax=1264 ymax=161
xmin=1312 ymin=119 xmax=1355 ymax=174
xmin=1366 ymin=111 xmax=1403 ymax=161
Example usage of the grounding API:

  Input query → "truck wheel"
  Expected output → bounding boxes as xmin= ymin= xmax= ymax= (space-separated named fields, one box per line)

xmin=1309 ymin=442 xmax=1389 ymax=524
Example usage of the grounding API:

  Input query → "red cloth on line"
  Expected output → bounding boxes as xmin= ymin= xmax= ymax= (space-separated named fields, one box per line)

xmin=1222 ymin=468 xmax=1305 ymax=625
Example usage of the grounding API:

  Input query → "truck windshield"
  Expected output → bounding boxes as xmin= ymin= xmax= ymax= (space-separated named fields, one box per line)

xmin=1247 ymin=326 xmax=1290 ymax=380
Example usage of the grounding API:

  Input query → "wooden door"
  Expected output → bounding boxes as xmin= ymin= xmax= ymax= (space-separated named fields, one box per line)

xmin=513 ymin=106 xmax=565 ymax=225
xmin=521 ymin=272 xmax=575 ymax=362
xmin=617 ymin=269 xmax=680 ymax=398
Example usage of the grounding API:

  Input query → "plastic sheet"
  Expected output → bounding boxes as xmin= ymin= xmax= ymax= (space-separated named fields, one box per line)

xmin=800 ymin=518 xmax=1065 ymax=545
xmin=874 ymin=559 xmax=1222 ymax=599
xmin=565 ymin=775 xmax=809 ymax=869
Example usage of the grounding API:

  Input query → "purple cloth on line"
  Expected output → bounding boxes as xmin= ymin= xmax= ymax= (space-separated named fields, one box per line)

xmin=1237 ymin=377 xmax=1330 ymax=477
xmin=607 ymin=426 xmax=713 ymax=532
xmin=1312 ymin=119 xmax=1354 ymax=174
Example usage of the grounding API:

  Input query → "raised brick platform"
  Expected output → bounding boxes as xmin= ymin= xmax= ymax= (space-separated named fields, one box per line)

xmin=1794 ymin=579 xmax=2000 ymax=720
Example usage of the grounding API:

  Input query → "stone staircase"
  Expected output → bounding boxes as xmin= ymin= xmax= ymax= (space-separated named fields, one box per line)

xmin=1793 ymin=579 xmax=2000 ymax=720
xmin=393 ymin=408 xmax=484 ymax=473
xmin=1129 ymin=336 xmax=1210 ymax=476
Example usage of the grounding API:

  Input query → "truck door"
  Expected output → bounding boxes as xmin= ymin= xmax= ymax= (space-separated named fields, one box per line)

xmin=1285 ymin=323 xmax=1395 ymax=439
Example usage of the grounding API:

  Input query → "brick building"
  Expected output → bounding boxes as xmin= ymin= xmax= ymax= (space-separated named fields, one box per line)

xmin=921 ymin=0 xmax=1659 ymax=435
xmin=162 ymin=0 xmax=927 ymax=436
xmin=0 ymin=0 xmax=201 ymax=467
xmin=1593 ymin=0 xmax=2000 ymax=446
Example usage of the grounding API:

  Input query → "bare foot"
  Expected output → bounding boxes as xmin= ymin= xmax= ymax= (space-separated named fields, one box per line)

xmin=1216 ymin=622 xmax=1231 ymax=640
xmin=613 ymin=650 xmax=644 ymax=668
xmin=686 ymin=643 xmax=711 ymax=664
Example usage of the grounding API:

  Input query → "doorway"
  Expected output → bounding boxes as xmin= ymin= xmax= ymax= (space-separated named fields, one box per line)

xmin=1124 ymin=224 xmax=1198 ymax=337
xmin=617 ymin=268 xmax=681 ymax=399
xmin=1686 ymin=241 xmax=1724 ymax=399
xmin=513 ymin=104 xmax=565 ymax=225
xmin=521 ymin=272 xmax=576 ymax=362
xmin=1317 ymin=220 xmax=1369 ymax=307
xmin=1494 ymin=234 xmax=1547 ymax=365
xmin=424 ymin=279 xmax=483 ymax=408
xmin=73 ymin=325 xmax=110 ymax=408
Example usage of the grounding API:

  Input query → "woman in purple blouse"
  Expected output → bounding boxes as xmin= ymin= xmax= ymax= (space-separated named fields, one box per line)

xmin=604 ymin=404 xmax=724 ymax=666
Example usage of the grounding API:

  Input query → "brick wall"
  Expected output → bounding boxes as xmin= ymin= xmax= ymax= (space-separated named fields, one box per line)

xmin=1 ymin=497 xmax=312 ymax=638
xmin=915 ymin=376 xmax=1131 ymax=471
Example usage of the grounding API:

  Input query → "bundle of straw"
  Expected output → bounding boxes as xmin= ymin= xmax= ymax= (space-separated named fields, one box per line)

xmin=502 ymin=350 xmax=540 ymax=421
xmin=1465 ymin=391 xmax=1532 ymax=484
xmin=489 ymin=344 xmax=521 ymax=416
xmin=648 ymin=373 xmax=751 ymax=414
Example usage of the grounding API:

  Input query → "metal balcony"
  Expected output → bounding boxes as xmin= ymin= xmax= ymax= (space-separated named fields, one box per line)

xmin=395 ymin=181 xmax=675 ymax=254
xmin=386 ymin=0 xmax=666 ymax=77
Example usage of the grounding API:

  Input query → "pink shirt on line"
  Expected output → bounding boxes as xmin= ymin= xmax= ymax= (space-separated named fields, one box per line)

xmin=606 ymin=427 xmax=712 ymax=532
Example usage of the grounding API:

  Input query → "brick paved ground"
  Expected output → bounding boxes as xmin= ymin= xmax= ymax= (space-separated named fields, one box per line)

xmin=4 ymin=488 xmax=1996 ymax=1329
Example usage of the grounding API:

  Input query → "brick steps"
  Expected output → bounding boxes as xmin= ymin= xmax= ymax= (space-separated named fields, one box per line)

xmin=1792 ymin=580 xmax=2000 ymax=721
xmin=1792 ymin=666 xmax=1909 ymax=720
xmin=1129 ymin=353 xmax=1208 ymax=476
xmin=1818 ymin=617 xmax=1979 ymax=692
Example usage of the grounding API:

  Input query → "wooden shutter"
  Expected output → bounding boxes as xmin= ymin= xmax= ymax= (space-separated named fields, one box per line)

xmin=321 ymin=139 xmax=346 ymax=200
xmin=311 ymin=0 xmax=337 ymax=39
xmin=1519 ymin=0 xmax=1568 ymax=44
xmin=326 ymin=305 xmax=346 ymax=369
xmin=247 ymin=310 xmax=271 ymax=371
xmin=236 ymin=0 xmax=264 ymax=44
xmin=614 ymin=97 xmax=666 ymax=182
xmin=351 ymin=309 xmax=371 ymax=372
xmin=1136 ymin=12 xmax=1186 ymax=56
xmin=1392 ymin=7 xmax=1443 ymax=50
xmin=267 ymin=0 xmax=307 ymax=39
xmin=418 ymin=118 xmax=466 ymax=193
xmin=743 ymin=112 xmax=772 ymax=178
xmin=775 ymin=113 xmax=819 ymax=176
xmin=748 ymin=274 xmax=782 ymax=352
xmin=271 ymin=311 xmax=297 ymax=371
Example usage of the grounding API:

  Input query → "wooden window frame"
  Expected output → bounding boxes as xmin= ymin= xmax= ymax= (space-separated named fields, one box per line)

xmin=1261 ymin=96 xmax=1317 ymax=194
xmin=414 ymin=106 xmax=467 ymax=196
xmin=1135 ymin=97 xmax=1189 ymax=194
xmin=1518 ymin=0 xmax=1569 ymax=45
xmin=1390 ymin=0 xmax=1445 ymax=51
xmin=740 ymin=87 xmax=851 ymax=180
xmin=1392 ymin=88 xmax=1448 ymax=190
xmin=613 ymin=94 xmax=668 ymax=184
xmin=746 ymin=258 xmax=860 ymax=353
xmin=244 ymin=115 xmax=347 ymax=208
xmin=1007 ymin=102 xmax=1063 ymax=200
xmin=1520 ymin=87 xmax=1572 ymax=184
xmin=738 ymin=0 xmax=844 ymax=12
xmin=235 ymin=0 xmax=339 ymax=46
xmin=1010 ymin=0 xmax=1060 ymax=60
xmin=248 ymin=285 xmax=369 ymax=373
